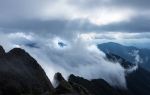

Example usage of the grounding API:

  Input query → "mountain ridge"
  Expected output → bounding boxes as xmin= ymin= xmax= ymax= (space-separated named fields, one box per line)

xmin=1 ymin=45 xmax=150 ymax=95
xmin=98 ymin=42 xmax=150 ymax=71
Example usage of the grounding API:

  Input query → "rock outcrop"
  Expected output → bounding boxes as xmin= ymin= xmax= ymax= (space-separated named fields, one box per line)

xmin=54 ymin=72 xmax=91 ymax=95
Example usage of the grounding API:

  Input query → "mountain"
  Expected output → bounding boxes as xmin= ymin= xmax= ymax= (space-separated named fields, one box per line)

xmin=1 ymin=45 xmax=150 ymax=95
xmin=106 ymin=53 xmax=150 ymax=95
xmin=0 ymin=46 xmax=54 ymax=95
xmin=69 ymin=75 xmax=132 ymax=95
xmin=105 ymin=53 xmax=135 ymax=69
xmin=54 ymin=72 xmax=92 ymax=95
xmin=54 ymin=54 xmax=150 ymax=95
xmin=0 ymin=45 xmax=92 ymax=95
xmin=97 ymin=42 xmax=150 ymax=71
xmin=68 ymin=67 xmax=150 ymax=95
xmin=69 ymin=53 xmax=150 ymax=95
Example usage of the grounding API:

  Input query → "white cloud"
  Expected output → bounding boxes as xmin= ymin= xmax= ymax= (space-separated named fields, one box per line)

xmin=0 ymin=31 xmax=139 ymax=88
xmin=129 ymin=50 xmax=143 ymax=64
xmin=78 ymin=32 xmax=150 ymax=49
xmin=8 ymin=32 xmax=34 ymax=40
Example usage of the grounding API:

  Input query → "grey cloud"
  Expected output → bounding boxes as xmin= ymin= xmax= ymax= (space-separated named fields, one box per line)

xmin=0 ymin=18 xmax=95 ymax=39
xmin=1 ymin=15 xmax=150 ymax=35
xmin=69 ymin=0 xmax=150 ymax=10
xmin=0 ymin=0 xmax=58 ymax=23
xmin=0 ymin=0 xmax=150 ymax=35
xmin=0 ymin=0 xmax=150 ymax=49
xmin=0 ymin=19 xmax=72 ymax=38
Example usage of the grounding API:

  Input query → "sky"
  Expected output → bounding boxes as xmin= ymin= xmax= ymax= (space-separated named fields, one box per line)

xmin=0 ymin=0 xmax=149 ymax=88
xmin=0 ymin=0 xmax=150 ymax=48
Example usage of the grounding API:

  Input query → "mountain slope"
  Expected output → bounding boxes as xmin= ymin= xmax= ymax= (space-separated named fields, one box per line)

xmin=0 ymin=46 xmax=93 ymax=95
xmin=1 ymin=45 xmax=150 ymax=95
xmin=97 ymin=42 xmax=150 ymax=71
xmin=54 ymin=72 xmax=92 ymax=95
xmin=68 ymin=53 xmax=150 ymax=95
xmin=106 ymin=52 xmax=150 ymax=95
xmin=0 ymin=46 xmax=54 ymax=95
xmin=69 ymin=74 xmax=132 ymax=95
xmin=126 ymin=67 xmax=150 ymax=95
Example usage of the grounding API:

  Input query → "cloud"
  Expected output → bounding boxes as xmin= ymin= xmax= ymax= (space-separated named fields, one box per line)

xmin=79 ymin=32 xmax=150 ymax=49
xmin=1 ymin=15 xmax=150 ymax=49
xmin=0 ymin=31 xmax=137 ymax=88
xmin=129 ymin=50 xmax=143 ymax=64
xmin=69 ymin=0 xmax=150 ymax=10
xmin=0 ymin=0 xmax=135 ymax=26
xmin=0 ymin=0 xmax=55 ymax=22
xmin=82 ymin=32 xmax=150 ymax=40
xmin=1 ymin=14 xmax=150 ymax=39
xmin=0 ymin=0 xmax=149 ymax=36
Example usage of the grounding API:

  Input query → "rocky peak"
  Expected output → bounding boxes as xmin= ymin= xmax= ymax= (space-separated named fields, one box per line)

xmin=0 ymin=46 xmax=5 ymax=56
xmin=54 ymin=72 xmax=65 ymax=82
xmin=7 ymin=48 xmax=27 ymax=57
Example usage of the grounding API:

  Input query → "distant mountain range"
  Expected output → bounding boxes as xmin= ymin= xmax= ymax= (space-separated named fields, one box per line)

xmin=0 ymin=45 xmax=150 ymax=95
xmin=98 ymin=42 xmax=150 ymax=71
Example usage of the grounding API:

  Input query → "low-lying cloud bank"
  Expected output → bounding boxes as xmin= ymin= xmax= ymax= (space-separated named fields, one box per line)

xmin=0 ymin=32 xmax=138 ymax=88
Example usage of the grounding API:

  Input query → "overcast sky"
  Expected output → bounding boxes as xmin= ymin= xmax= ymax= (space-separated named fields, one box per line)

xmin=0 ymin=0 xmax=150 ymax=49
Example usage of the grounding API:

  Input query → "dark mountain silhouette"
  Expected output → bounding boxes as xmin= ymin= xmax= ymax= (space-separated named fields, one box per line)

xmin=105 ymin=53 xmax=135 ymax=69
xmin=1 ymin=45 xmax=150 ymax=95
xmin=54 ymin=72 xmax=91 ymax=95
xmin=97 ymin=42 xmax=150 ymax=71
xmin=68 ymin=53 xmax=150 ymax=95
xmin=106 ymin=53 xmax=150 ymax=95
xmin=69 ymin=74 xmax=132 ymax=95
xmin=0 ymin=46 xmax=91 ymax=95
xmin=0 ymin=46 xmax=54 ymax=95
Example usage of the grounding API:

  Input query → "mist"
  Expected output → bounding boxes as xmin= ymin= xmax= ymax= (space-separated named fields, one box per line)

xmin=0 ymin=31 xmax=138 ymax=89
